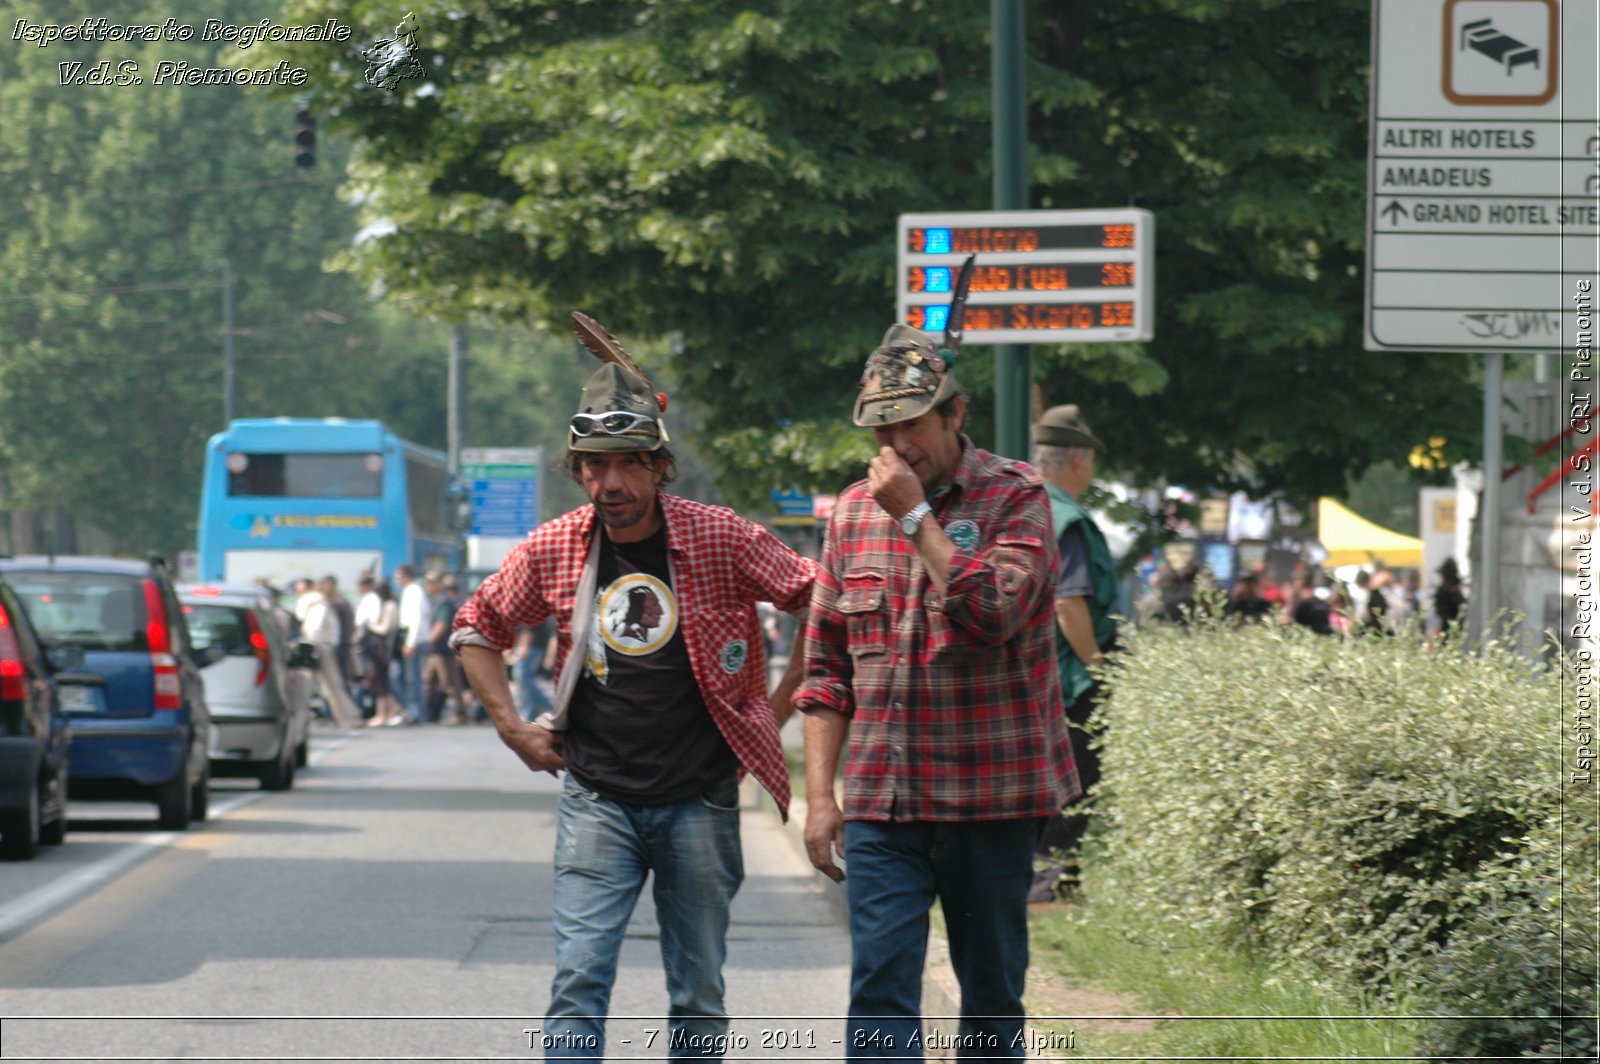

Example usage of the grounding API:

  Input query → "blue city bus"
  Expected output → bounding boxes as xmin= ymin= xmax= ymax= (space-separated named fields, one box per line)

xmin=197 ymin=418 xmax=463 ymax=591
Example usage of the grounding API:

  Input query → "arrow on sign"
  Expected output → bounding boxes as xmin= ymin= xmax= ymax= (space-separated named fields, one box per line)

xmin=1380 ymin=200 xmax=1409 ymax=224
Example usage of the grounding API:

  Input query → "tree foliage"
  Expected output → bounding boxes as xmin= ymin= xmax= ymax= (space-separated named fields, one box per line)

xmin=0 ymin=0 xmax=393 ymax=555
xmin=0 ymin=0 xmax=594 ymax=556
xmin=265 ymin=0 xmax=1482 ymax=510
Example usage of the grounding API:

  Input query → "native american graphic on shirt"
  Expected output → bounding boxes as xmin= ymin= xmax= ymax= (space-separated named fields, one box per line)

xmin=584 ymin=572 xmax=679 ymax=685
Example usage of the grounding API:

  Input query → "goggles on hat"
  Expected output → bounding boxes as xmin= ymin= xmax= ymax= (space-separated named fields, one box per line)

xmin=570 ymin=410 xmax=658 ymax=438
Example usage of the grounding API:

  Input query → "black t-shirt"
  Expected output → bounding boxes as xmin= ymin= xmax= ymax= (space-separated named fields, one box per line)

xmin=565 ymin=524 xmax=736 ymax=805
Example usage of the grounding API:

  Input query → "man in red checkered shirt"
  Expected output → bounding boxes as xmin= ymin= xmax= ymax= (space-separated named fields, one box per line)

xmin=452 ymin=344 xmax=816 ymax=1060
xmin=795 ymin=322 xmax=1079 ymax=1061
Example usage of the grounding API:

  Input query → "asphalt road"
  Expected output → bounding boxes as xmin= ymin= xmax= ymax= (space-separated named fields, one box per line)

xmin=0 ymin=722 xmax=851 ymax=1062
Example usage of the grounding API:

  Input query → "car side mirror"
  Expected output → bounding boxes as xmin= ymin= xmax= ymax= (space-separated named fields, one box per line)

xmin=46 ymin=644 xmax=85 ymax=673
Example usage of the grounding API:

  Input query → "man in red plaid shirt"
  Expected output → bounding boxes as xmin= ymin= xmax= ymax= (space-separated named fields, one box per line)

xmin=452 ymin=341 xmax=816 ymax=1059
xmin=796 ymin=322 xmax=1079 ymax=1061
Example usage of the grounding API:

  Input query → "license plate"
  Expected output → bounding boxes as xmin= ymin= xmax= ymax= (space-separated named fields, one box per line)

xmin=59 ymin=685 xmax=103 ymax=713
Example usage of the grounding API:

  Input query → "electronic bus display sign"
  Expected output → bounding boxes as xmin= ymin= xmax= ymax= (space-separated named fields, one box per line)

xmin=897 ymin=208 xmax=1155 ymax=344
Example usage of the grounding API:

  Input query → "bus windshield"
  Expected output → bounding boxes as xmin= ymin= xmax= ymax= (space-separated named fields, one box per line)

xmin=197 ymin=419 xmax=462 ymax=591
xmin=227 ymin=453 xmax=384 ymax=498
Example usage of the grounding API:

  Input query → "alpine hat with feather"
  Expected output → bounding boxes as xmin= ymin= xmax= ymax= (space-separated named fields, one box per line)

xmin=568 ymin=311 xmax=670 ymax=453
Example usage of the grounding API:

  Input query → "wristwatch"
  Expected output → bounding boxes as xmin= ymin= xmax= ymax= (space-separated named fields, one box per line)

xmin=899 ymin=500 xmax=933 ymax=536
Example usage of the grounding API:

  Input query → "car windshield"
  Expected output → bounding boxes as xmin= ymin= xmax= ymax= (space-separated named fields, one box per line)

xmin=7 ymin=571 xmax=148 ymax=652
xmin=183 ymin=603 xmax=256 ymax=657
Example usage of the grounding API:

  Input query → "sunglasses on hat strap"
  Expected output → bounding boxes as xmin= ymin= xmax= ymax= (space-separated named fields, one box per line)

xmin=570 ymin=410 xmax=658 ymax=437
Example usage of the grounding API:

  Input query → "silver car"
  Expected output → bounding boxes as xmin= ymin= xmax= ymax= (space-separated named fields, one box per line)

xmin=179 ymin=584 xmax=314 ymax=791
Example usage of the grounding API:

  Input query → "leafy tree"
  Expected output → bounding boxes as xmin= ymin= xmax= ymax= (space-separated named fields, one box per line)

xmin=0 ymin=0 xmax=592 ymax=556
xmin=266 ymin=0 xmax=1481 ymax=510
xmin=0 ymin=0 xmax=385 ymax=555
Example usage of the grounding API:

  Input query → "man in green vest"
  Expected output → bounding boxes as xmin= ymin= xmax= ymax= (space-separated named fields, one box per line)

xmin=1029 ymin=404 xmax=1118 ymax=901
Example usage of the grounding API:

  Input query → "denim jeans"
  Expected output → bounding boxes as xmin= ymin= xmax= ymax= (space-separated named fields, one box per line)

xmin=843 ymin=818 xmax=1045 ymax=1062
xmin=400 ymin=648 xmax=426 ymax=722
xmin=517 ymin=647 xmax=552 ymax=720
xmin=545 ymin=772 xmax=744 ymax=1060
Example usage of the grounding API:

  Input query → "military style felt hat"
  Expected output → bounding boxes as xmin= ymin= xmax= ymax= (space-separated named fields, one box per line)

xmin=568 ymin=363 xmax=668 ymax=453
xmin=852 ymin=255 xmax=979 ymax=428
xmin=851 ymin=324 xmax=963 ymax=427
xmin=567 ymin=311 xmax=669 ymax=453
xmin=1032 ymin=404 xmax=1107 ymax=455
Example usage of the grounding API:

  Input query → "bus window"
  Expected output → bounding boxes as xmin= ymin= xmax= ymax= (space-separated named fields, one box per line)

xmin=406 ymin=456 xmax=451 ymax=537
xmin=228 ymin=454 xmax=384 ymax=498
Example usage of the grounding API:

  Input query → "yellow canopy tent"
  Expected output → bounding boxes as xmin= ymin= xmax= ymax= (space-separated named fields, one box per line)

xmin=1316 ymin=498 xmax=1424 ymax=568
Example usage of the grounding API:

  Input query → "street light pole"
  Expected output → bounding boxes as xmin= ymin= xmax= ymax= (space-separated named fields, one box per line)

xmin=221 ymin=259 xmax=236 ymax=426
xmin=448 ymin=323 xmax=468 ymax=474
xmin=992 ymin=0 xmax=1030 ymax=459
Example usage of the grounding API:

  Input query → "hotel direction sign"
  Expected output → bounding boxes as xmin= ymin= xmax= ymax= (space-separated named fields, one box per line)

xmin=1365 ymin=0 xmax=1599 ymax=351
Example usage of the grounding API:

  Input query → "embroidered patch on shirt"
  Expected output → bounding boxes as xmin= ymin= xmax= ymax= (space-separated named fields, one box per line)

xmin=945 ymin=519 xmax=979 ymax=551
xmin=720 ymin=638 xmax=748 ymax=674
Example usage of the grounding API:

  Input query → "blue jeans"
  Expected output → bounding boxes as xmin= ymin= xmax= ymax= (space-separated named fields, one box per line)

xmin=545 ymin=772 xmax=744 ymax=1060
xmin=843 ymin=818 xmax=1045 ymax=1062
xmin=399 ymin=648 xmax=426 ymax=722
xmin=517 ymin=647 xmax=552 ymax=720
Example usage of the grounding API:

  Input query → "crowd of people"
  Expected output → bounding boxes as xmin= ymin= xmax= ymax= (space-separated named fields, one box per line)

xmin=1141 ymin=555 xmax=1468 ymax=640
xmin=263 ymin=568 xmax=556 ymax=730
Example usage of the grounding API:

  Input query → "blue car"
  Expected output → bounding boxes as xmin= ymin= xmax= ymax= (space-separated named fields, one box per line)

xmin=0 ymin=575 xmax=74 ymax=859
xmin=2 ymin=555 xmax=212 ymax=830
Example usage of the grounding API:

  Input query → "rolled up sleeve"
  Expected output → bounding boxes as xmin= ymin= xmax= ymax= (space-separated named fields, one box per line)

xmin=451 ymin=542 xmax=549 ymax=653
xmin=794 ymin=536 xmax=856 ymax=718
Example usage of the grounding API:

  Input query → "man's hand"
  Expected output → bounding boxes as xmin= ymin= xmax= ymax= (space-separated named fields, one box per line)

xmin=498 ymin=719 xmax=567 ymax=776
xmin=805 ymin=798 xmax=846 ymax=883
xmin=867 ymin=446 xmax=923 ymax=522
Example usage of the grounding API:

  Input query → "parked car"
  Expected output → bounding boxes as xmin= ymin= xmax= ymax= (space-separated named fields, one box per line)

xmin=179 ymin=583 xmax=314 ymax=790
xmin=0 ymin=575 xmax=76 ymax=859
xmin=0 ymin=555 xmax=212 ymax=830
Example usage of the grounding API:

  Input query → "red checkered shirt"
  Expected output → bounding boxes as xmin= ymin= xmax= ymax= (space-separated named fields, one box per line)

xmin=795 ymin=439 xmax=1080 ymax=822
xmin=452 ymin=493 xmax=817 ymax=815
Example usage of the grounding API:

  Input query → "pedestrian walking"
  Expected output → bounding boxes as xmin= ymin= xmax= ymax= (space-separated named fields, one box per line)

xmin=1028 ymin=404 xmax=1117 ymax=901
xmin=394 ymin=564 xmax=432 ymax=723
xmin=299 ymin=575 xmax=361 ymax=729
xmin=795 ymin=277 xmax=1078 ymax=1061
xmin=451 ymin=312 xmax=818 ymax=1059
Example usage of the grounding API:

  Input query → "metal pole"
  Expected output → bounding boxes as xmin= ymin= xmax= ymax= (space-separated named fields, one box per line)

xmin=992 ymin=0 xmax=1030 ymax=459
xmin=221 ymin=259 xmax=236 ymax=426
xmin=1478 ymin=351 xmax=1504 ymax=638
xmin=448 ymin=323 xmax=468 ymax=474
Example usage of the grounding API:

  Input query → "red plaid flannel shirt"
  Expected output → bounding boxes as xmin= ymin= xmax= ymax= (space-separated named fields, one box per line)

xmin=453 ymin=493 xmax=816 ymax=814
xmin=795 ymin=439 xmax=1080 ymax=822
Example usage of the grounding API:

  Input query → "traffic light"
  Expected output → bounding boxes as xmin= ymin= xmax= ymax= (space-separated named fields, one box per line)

xmin=294 ymin=109 xmax=315 ymax=169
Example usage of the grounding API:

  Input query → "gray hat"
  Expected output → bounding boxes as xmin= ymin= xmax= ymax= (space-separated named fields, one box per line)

xmin=852 ymin=324 xmax=961 ymax=427
xmin=568 ymin=363 xmax=668 ymax=453
xmin=1033 ymin=404 xmax=1107 ymax=455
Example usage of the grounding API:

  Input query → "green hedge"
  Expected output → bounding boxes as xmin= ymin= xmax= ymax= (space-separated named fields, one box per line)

xmin=1416 ymin=806 xmax=1596 ymax=1059
xmin=1081 ymin=615 xmax=1589 ymax=1053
